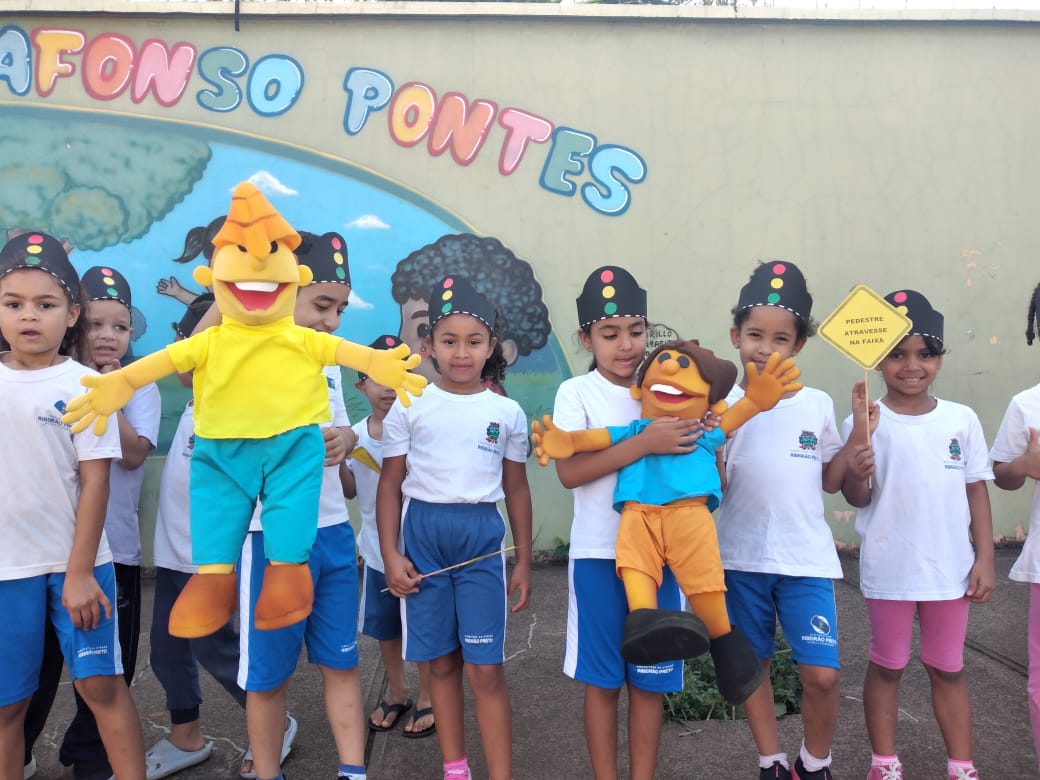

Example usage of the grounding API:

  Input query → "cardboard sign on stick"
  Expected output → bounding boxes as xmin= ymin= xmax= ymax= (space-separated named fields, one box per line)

xmin=818 ymin=285 xmax=912 ymax=370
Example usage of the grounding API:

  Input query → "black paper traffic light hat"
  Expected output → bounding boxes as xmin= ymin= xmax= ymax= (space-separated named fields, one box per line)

xmin=576 ymin=265 xmax=647 ymax=328
xmin=297 ymin=231 xmax=351 ymax=287
xmin=884 ymin=289 xmax=944 ymax=345
xmin=736 ymin=261 xmax=813 ymax=321
xmin=82 ymin=265 xmax=132 ymax=312
xmin=428 ymin=275 xmax=496 ymax=333
xmin=0 ymin=232 xmax=80 ymax=302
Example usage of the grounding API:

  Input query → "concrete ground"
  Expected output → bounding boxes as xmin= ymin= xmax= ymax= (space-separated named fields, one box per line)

xmin=27 ymin=547 xmax=1036 ymax=778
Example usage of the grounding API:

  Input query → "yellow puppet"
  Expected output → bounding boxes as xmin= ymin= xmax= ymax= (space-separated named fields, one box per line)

xmin=64 ymin=183 xmax=426 ymax=638
xmin=532 ymin=340 xmax=800 ymax=705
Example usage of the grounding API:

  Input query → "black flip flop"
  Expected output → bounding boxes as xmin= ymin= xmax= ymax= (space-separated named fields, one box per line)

xmin=369 ymin=698 xmax=413 ymax=732
xmin=402 ymin=706 xmax=436 ymax=739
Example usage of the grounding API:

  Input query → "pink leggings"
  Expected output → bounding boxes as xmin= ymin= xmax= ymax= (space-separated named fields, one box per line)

xmin=865 ymin=597 xmax=969 ymax=673
xmin=1029 ymin=584 xmax=1040 ymax=771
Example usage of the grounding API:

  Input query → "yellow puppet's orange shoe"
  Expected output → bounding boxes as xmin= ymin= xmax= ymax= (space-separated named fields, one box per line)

xmin=169 ymin=572 xmax=238 ymax=638
xmin=254 ymin=563 xmax=314 ymax=630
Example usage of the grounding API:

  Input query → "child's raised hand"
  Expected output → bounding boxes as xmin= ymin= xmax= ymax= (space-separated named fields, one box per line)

xmin=384 ymin=552 xmax=422 ymax=598
xmin=743 ymin=353 xmax=802 ymax=412
xmin=531 ymin=415 xmax=575 ymax=466
xmin=850 ymin=380 xmax=880 ymax=436
xmin=508 ymin=561 xmax=531 ymax=613
xmin=62 ymin=371 xmax=137 ymax=435
xmin=62 ymin=571 xmax=112 ymax=631
xmin=637 ymin=416 xmax=705 ymax=455
xmin=965 ymin=557 xmax=996 ymax=603
xmin=364 ymin=344 xmax=427 ymax=408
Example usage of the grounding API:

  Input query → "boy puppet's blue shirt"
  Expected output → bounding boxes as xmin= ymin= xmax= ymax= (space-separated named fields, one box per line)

xmin=608 ymin=422 xmax=726 ymax=513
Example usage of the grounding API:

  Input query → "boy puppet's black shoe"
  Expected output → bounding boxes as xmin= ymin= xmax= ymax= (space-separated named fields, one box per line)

xmin=620 ymin=608 xmax=710 ymax=665
xmin=709 ymin=626 xmax=764 ymax=705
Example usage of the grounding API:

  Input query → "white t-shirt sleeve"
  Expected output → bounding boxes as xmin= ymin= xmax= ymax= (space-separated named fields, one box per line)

xmin=964 ymin=410 xmax=994 ymax=483
xmin=990 ymin=395 xmax=1029 ymax=463
xmin=123 ymin=382 xmax=161 ymax=449
xmin=382 ymin=401 xmax=410 ymax=459
xmin=504 ymin=403 xmax=530 ymax=463
xmin=552 ymin=379 xmax=589 ymax=432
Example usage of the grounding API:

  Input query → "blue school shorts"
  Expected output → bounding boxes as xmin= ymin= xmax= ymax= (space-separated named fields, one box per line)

xmin=238 ymin=522 xmax=359 ymax=692
xmin=724 ymin=570 xmax=840 ymax=669
xmin=400 ymin=499 xmax=507 ymax=665
xmin=563 ymin=557 xmax=685 ymax=693
xmin=0 ymin=564 xmax=122 ymax=707
xmin=359 ymin=565 xmax=403 ymax=642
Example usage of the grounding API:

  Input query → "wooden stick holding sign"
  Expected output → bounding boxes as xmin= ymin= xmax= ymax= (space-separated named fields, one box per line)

xmin=380 ymin=546 xmax=518 ymax=593
xmin=818 ymin=285 xmax=913 ymax=489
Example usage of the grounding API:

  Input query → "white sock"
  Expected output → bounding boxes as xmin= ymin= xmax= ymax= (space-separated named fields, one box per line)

xmin=759 ymin=752 xmax=789 ymax=770
xmin=799 ymin=741 xmax=832 ymax=772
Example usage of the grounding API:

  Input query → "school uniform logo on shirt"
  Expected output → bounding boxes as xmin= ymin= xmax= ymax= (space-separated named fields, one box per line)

xmin=486 ymin=421 xmax=500 ymax=443
xmin=949 ymin=438 xmax=962 ymax=461
xmin=788 ymin=429 xmax=820 ymax=461
xmin=37 ymin=399 xmax=70 ymax=429
xmin=944 ymin=437 xmax=965 ymax=470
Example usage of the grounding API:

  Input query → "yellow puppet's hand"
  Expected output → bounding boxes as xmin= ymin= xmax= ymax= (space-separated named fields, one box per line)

xmin=365 ymin=344 xmax=427 ymax=408
xmin=742 ymin=352 xmax=802 ymax=413
xmin=531 ymin=415 xmax=576 ymax=466
xmin=62 ymin=371 xmax=137 ymax=435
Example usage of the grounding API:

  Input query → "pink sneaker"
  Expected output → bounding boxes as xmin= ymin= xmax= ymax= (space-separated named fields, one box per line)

xmin=949 ymin=769 xmax=979 ymax=780
xmin=865 ymin=762 xmax=903 ymax=780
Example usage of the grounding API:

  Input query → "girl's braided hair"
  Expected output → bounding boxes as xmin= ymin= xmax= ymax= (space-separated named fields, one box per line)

xmin=1028 ymin=282 xmax=1040 ymax=346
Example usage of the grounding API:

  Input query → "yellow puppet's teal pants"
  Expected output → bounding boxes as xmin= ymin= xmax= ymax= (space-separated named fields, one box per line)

xmin=189 ymin=425 xmax=325 ymax=565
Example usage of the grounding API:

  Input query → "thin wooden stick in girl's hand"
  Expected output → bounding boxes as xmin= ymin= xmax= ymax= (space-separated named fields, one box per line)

xmin=380 ymin=546 xmax=518 ymax=593
xmin=863 ymin=368 xmax=873 ymax=491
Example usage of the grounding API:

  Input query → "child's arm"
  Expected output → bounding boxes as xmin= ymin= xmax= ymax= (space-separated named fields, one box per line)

xmin=965 ymin=480 xmax=996 ymax=603
xmin=823 ymin=380 xmax=879 ymax=494
xmin=113 ymin=410 xmax=155 ymax=470
xmin=340 ymin=461 xmax=358 ymax=500
xmin=502 ymin=458 xmax=533 ymax=613
xmin=992 ymin=427 xmax=1040 ymax=491
xmin=542 ymin=417 xmax=706 ymax=489
xmin=376 ymin=454 xmax=420 ymax=597
xmin=63 ymin=459 xmax=114 ymax=630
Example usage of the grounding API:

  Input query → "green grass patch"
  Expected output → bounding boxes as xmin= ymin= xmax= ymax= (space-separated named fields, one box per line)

xmin=664 ymin=631 xmax=802 ymax=722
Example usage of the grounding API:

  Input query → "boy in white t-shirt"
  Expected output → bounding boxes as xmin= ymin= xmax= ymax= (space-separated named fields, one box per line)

xmin=717 ymin=261 xmax=872 ymax=780
xmin=342 ymin=335 xmax=434 ymax=739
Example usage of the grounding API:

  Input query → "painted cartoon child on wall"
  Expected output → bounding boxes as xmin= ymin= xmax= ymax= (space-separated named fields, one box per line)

xmin=156 ymin=215 xmax=225 ymax=306
xmin=391 ymin=233 xmax=551 ymax=389
xmin=63 ymin=182 xmax=426 ymax=639
xmin=532 ymin=340 xmax=801 ymax=705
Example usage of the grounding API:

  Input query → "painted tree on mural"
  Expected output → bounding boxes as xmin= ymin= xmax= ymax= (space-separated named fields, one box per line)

xmin=0 ymin=117 xmax=210 ymax=250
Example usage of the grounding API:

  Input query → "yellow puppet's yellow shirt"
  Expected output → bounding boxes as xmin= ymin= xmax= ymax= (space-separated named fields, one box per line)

xmin=167 ymin=316 xmax=339 ymax=439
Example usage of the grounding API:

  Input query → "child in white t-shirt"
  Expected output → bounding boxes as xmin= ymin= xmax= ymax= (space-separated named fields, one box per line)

xmin=550 ymin=266 xmax=698 ymax=780
xmin=0 ymin=232 xmax=145 ymax=780
xmin=988 ymin=282 xmax=1040 ymax=774
xmin=42 ymin=265 xmax=161 ymax=779
xmin=378 ymin=276 xmax=531 ymax=780
xmin=717 ymin=261 xmax=870 ymax=780
xmin=841 ymin=289 xmax=994 ymax=780
xmin=342 ymin=335 xmax=434 ymax=739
